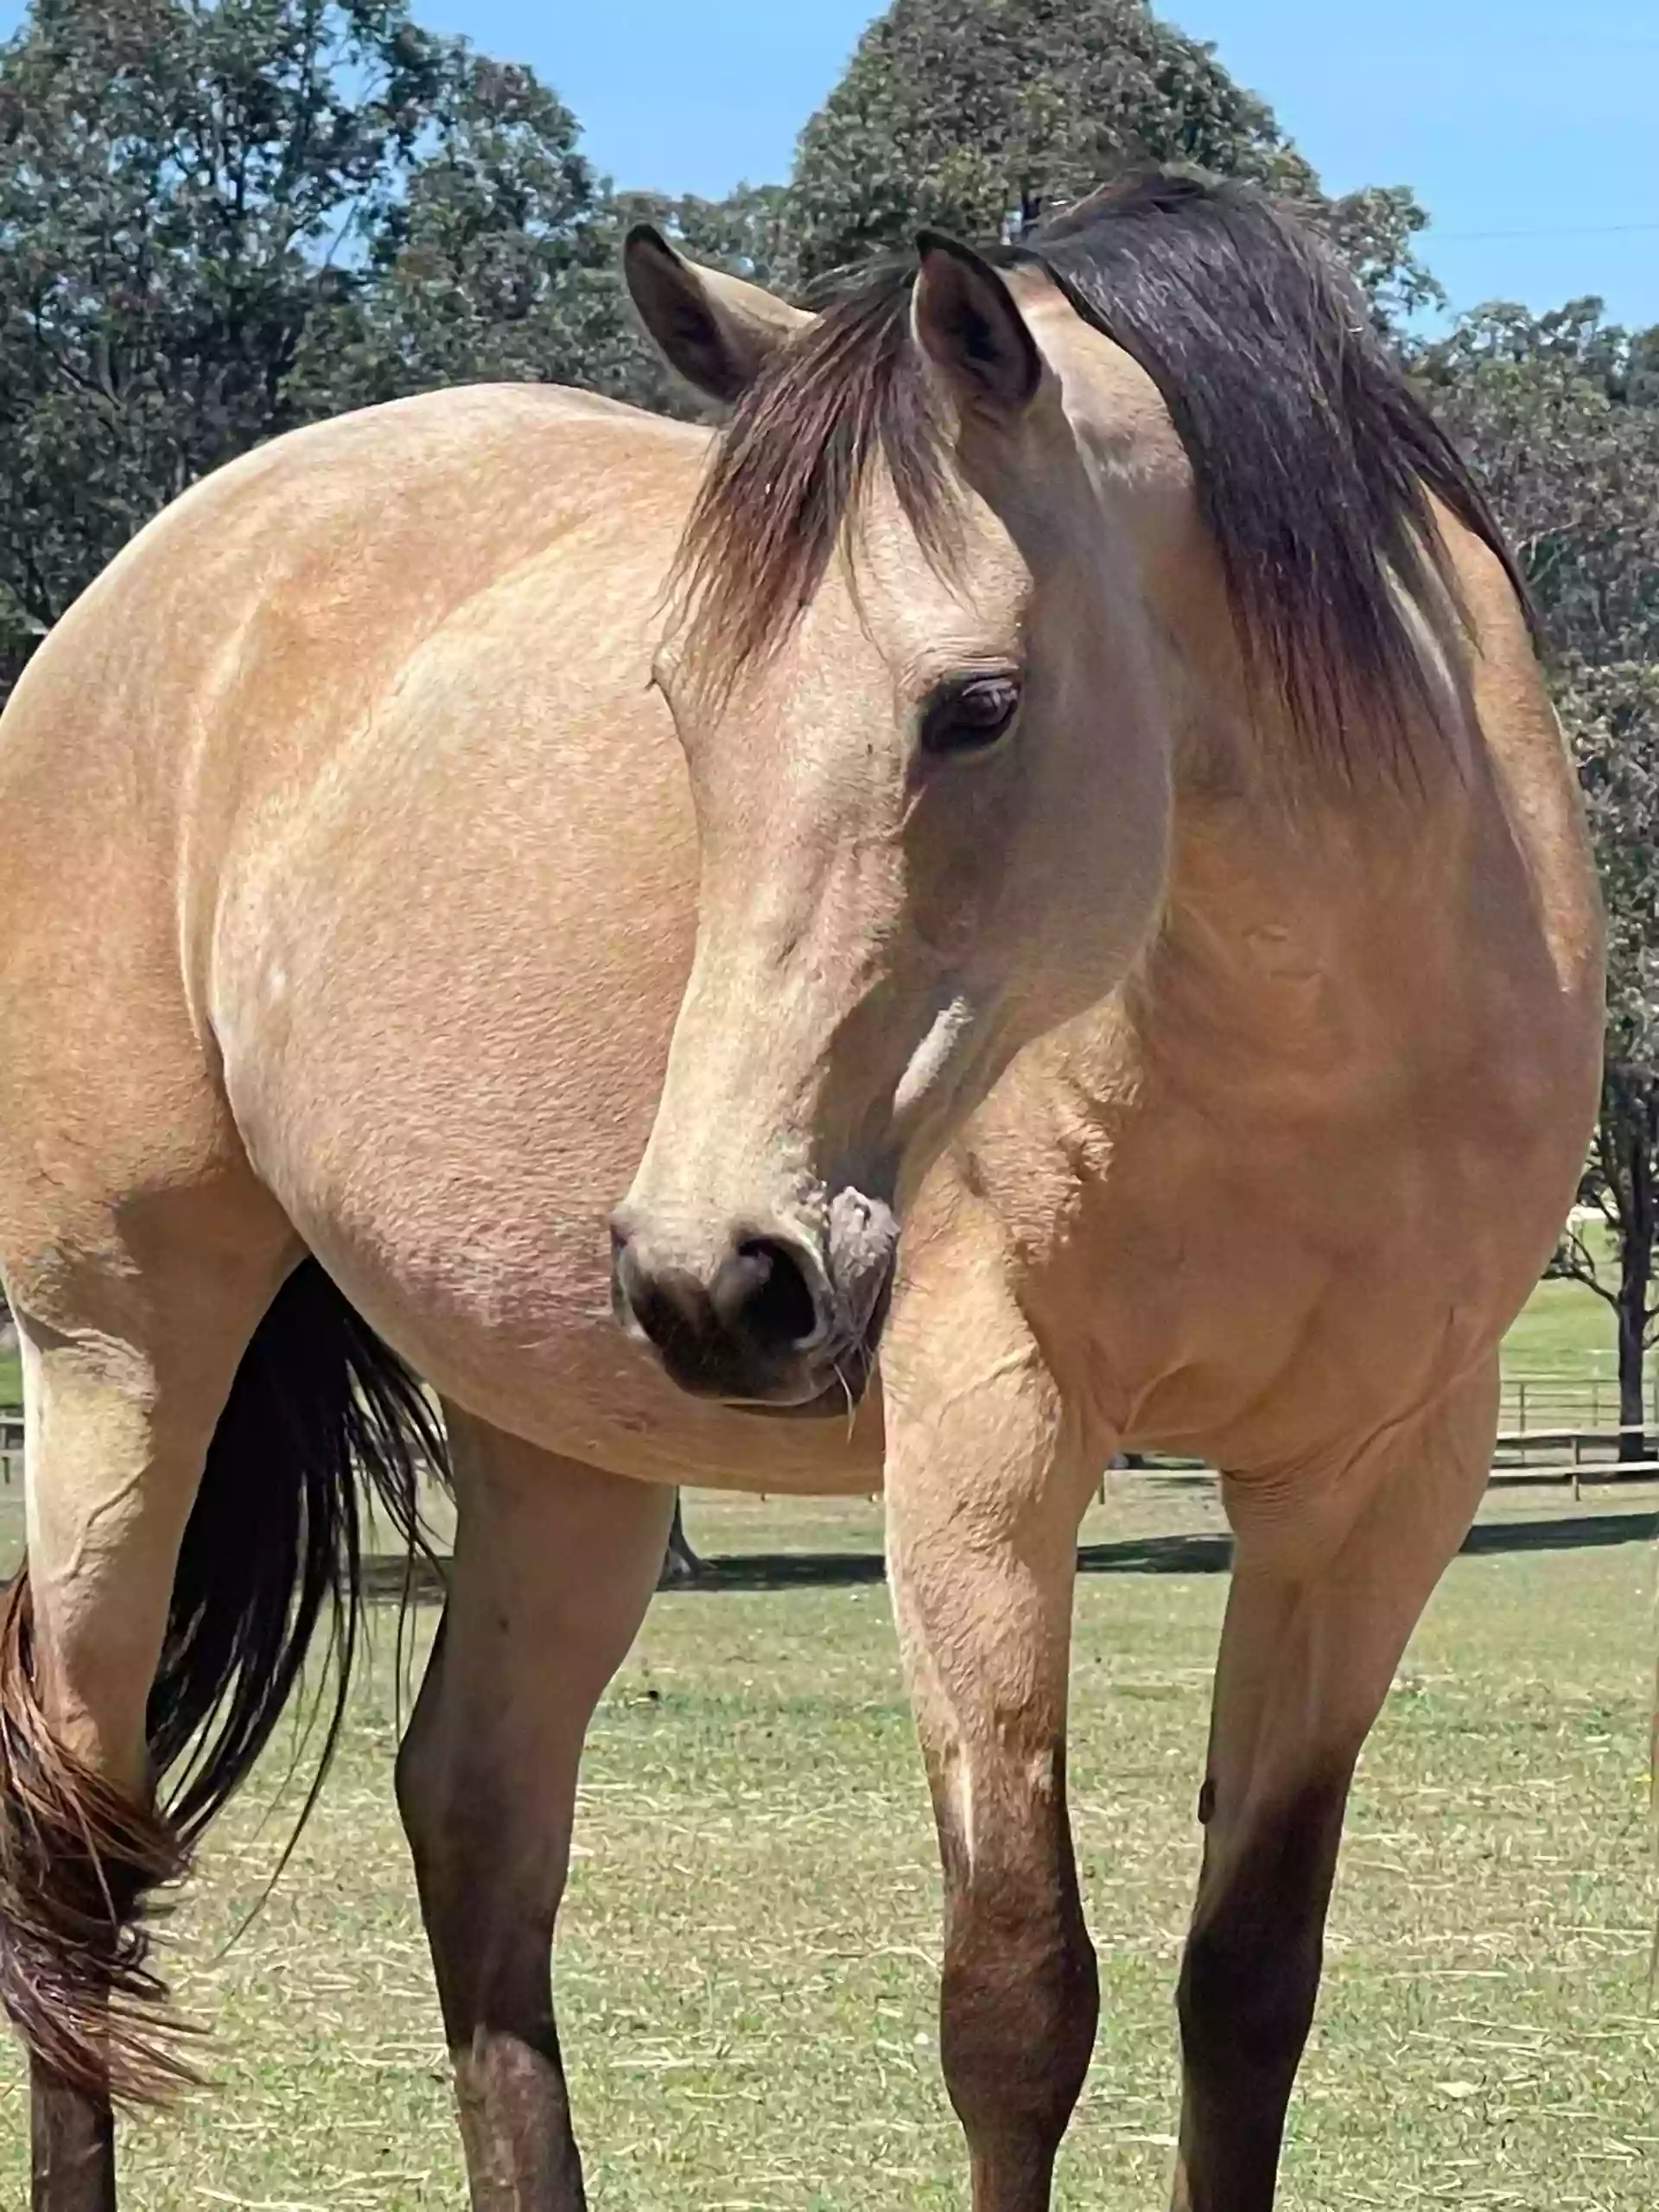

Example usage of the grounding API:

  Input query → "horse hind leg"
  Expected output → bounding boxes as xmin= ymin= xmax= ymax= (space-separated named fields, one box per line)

xmin=1 ymin=1190 xmax=437 ymax=2209
xmin=395 ymin=1412 xmax=673 ymax=2211
xmin=4 ymin=1451 xmax=191 ymax=2212
xmin=0 ymin=1205 xmax=288 ymax=2205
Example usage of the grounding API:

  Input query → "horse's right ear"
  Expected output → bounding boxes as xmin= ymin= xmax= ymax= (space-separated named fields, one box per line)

xmin=911 ymin=232 xmax=1043 ymax=417
xmin=624 ymin=227 xmax=811 ymax=405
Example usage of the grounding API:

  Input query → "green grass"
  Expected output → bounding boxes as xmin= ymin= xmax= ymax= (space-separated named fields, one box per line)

xmin=0 ymin=1475 xmax=1654 ymax=2209
xmin=0 ymin=1259 xmax=1649 ymax=2202
xmin=0 ymin=1346 xmax=16 ymax=1408
xmin=1504 ymin=1269 xmax=1616 ymax=1381
xmin=1503 ymin=1221 xmax=1618 ymax=1385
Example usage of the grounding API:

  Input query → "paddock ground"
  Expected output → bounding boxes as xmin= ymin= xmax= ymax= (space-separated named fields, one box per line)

xmin=0 ymin=1466 xmax=1654 ymax=2209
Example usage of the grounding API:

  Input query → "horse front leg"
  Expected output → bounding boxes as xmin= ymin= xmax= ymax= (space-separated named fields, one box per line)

xmin=395 ymin=1413 xmax=672 ymax=2212
xmin=882 ymin=1268 xmax=1102 ymax=2212
xmin=1171 ymin=1364 xmax=1500 ymax=2212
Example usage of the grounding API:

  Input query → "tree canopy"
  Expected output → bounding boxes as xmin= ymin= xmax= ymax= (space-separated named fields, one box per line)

xmin=0 ymin=0 xmax=652 ymax=691
xmin=0 ymin=0 xmax=1458 ymax=698
xmin=785 ymin=0 xmax=1438 ymax=316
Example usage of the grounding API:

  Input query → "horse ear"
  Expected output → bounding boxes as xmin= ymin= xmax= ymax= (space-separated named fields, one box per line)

xmin=624 ymin=226 xmax=810 ymax=404
xmin=911 ymin=232 xmax=1043 ymax=416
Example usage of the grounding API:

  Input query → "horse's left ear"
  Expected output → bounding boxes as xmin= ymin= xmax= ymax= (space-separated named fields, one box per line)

xmin=912 ymin=232 xmax=1044 ymax=416
xmin=624 ymin=226 xmax=811 ymax=404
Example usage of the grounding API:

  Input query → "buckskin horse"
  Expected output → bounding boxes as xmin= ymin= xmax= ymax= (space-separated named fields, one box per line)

xmin=0 ymin=175 xmax=1600 ymax=2210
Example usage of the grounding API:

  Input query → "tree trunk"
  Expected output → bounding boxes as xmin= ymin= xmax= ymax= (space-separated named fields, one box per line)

xmin=1617 ymin=1271 xmax=1649 ymax=1464
xmin=1608 ymin=1084 xmax=1656 ymax=1469
xmin=658 ymin=1492 xmax=702 ymax=1586
xmin=1616 ymin=1126 xmax=1651 ymax=1465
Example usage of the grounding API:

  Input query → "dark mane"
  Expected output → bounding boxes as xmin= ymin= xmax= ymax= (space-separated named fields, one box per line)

xmin=671 ymin=261 xmax=953 ymax=683
xmin=674 ymin=171 xmax=1531 ymax=778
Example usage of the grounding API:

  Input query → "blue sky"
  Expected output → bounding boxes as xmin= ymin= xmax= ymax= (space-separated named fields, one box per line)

xmin=3 ymin=1 xmax=1654 ymax=324
xmin=430 ymin=0 xmax=1657 ymax=327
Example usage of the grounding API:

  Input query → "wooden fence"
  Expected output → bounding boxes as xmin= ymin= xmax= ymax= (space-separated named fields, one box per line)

xmin=3 ymin=1383 xmax=1658 ymax=1493
xmin=1501 ymin=1371 xmax=1659 ymax=1438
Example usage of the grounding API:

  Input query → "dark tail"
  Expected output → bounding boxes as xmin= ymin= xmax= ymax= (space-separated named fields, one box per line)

xmin=0 ymin=1257 xmax=449 ymax=2103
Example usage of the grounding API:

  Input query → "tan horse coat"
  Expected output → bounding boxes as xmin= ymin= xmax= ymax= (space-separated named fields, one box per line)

xmin=0 ymin=176 xmax=1600 ymax=2212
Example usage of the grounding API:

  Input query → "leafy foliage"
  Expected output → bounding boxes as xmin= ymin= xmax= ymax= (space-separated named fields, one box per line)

xmin=315 ymin=50 xmax=663 ymax=414
xmin=0 ymin=0 xmax=436 ymax=681
xmin=1421 ymin=303 xmax=1659 ymax=666
xmin=0 ymin=0 xmax=649 ymax=696
xmin=785 ymin=0 xmax=1439 ymax=317
xmin=636 ymin=182 xmax=796 ymax=292
xmin=1548 ymin=661 xmax=1659 ymax=1450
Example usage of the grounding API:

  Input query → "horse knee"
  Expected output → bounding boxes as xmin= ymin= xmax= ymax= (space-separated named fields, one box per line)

xmin=938 ymin=1812 xmax=1099 ymax=2183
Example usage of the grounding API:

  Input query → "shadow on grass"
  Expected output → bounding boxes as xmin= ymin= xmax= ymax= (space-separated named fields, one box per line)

xmin=358 ymin=1506 xmax=1658 ymax=1603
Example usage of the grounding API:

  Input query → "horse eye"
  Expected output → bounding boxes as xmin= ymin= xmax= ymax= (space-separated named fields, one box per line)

xmin=919 ymin=676 xmax=1022 ymax=758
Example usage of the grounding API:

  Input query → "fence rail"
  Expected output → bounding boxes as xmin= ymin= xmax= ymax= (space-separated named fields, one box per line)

xmin=5 ymin=1388 xmax=1659 ymax=1493
xmin=1501 ymin=1374 xmax=1659 ymax=1435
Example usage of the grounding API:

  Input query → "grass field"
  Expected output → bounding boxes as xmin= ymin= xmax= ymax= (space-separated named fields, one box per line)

xmin=0 ymin=1268 xmax=1652 ymax=2206
xmin=1505 ymin=1268 xmax=1617 ymax=1382
xmin=0 ymin=1471 xmax=1655 ymax=2209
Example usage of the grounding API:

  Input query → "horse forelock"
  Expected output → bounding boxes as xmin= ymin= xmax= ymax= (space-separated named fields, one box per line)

xmin=668 ymin=262 xmax=958 ymax=699
xmin=668 ymin=169 xmax=1533 ymax=785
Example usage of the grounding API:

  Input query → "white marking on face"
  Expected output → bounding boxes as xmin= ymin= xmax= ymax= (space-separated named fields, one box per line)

xmin=953 ymin=1756 xmax=976 ymax=1878
xmin=893 ymin=992 xmax=978 ymax=1124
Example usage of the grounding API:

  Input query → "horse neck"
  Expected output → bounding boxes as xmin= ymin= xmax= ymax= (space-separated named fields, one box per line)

xmin=1037 ymin=686 xmax=1484 ymax=1152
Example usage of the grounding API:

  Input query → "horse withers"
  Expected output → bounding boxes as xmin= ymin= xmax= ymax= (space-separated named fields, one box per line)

xmin=0 ymin=175 xmax=1600 ymax=2210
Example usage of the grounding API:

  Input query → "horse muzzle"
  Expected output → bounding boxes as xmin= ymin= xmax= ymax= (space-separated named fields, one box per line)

xmin=608 ymin=1188 xmax=897 ymax=1411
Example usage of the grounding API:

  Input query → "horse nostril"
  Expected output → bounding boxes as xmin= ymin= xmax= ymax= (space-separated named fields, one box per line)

xmin=715 ymin=1236 xmax=825 ymax=1357
xmin=611 ymin=1218 xmax=830 ymax=1392
xmin=611 ymin=1233 xmax=707 ymax=1360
